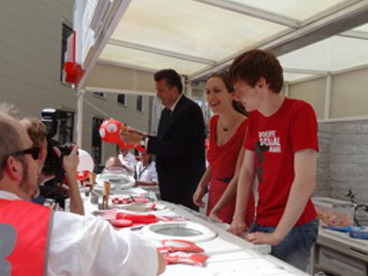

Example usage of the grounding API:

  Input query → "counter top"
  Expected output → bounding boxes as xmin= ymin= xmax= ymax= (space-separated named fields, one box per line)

xmin=317 ymin=228 xmax=368 ymax=262
xmin=80 ymin=187 xmax=311 ymax=276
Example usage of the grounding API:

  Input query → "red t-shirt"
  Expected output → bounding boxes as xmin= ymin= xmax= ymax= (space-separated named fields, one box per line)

xmin=244 ymin=98 xmax=318 ymax=226
xmin=207 ymin=115 xmax=254 ymax=226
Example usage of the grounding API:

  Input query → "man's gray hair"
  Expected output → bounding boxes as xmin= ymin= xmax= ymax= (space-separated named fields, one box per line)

xmin=0 ymin=103 xmax=23 ymax=180
xmin=0 ymin=102 xmax=23 ymax=119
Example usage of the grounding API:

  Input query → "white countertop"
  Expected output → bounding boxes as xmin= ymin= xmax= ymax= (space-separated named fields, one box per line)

xmin=157 ymin=202 xmax=310 ymax=276
xmin=80 ymin=188 xmax=310 ymax=276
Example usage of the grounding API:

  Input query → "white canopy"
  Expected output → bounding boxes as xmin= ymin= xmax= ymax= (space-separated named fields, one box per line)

xmin=73 ymin=0 xmax=368 ymax=146
xmin=78 ymin=0 xmax=368 ymax=87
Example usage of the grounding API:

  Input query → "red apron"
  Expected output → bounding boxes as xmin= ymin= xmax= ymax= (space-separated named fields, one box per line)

xmin=0 ymin=199 xmax=51 ymax=276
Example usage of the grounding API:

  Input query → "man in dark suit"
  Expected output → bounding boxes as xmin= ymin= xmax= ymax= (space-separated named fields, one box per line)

xmin=122 ymin=69 xmax=205 ymax=211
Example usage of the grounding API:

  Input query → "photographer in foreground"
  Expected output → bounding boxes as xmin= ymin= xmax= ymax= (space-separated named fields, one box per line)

xmin=20 ymin=117 xmax=84 ymax=215
xmin=0 ymin=106 xmax=165 ymax=276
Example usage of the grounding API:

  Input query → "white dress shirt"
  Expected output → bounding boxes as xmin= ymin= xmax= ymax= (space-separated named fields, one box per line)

xmin=169 ymin=94 xmax=183 ymax=112
xmin=136 ymin=161 xmax=158 ymax=184
xmin=0 ymin=191 xmax=158 ymax=276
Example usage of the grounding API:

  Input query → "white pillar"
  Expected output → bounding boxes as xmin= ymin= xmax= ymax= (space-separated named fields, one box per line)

xmin=77 ymin=89 xmax=85 ymax=147
xmin=284 ymin=83 xmax=290 ymax=97
xmin=186 ymin=82 xmax=193 ymax=98
xmin=324 ymin=74 xmax=332 ymax=120
xmin=202 ymin=85 xmax=207 ymax=114
xmin=181 ymin=75 xmax=186 ymax=96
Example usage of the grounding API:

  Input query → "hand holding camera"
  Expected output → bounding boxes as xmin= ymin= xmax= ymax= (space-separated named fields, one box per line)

xmin=52 ymin=144 xmax=84 ymax=215
xmin=52 ymin=144 xmax=79 ymax=184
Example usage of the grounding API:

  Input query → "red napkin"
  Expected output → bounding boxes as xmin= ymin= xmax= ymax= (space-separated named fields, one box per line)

xmin=158 ymin=240 xmax=204 ymax=253
xmin=163 ymin=252 xmax=209 ymax=267
xmin=116 ymin=213 xmax=159 ymax=224
xmin=110 ymin=219 xmax=133 ymax=228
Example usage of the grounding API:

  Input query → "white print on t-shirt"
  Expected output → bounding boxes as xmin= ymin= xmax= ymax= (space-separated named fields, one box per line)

xmin=258 ymin=130 xmax=281 ymax=153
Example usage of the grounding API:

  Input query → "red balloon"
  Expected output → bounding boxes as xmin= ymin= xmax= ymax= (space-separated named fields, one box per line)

xmin=99 ymin=119 xmax=137 ymax=148
xmin=136 ymin=145 xmax=147 ymax=153
xmin=125 ymin=143 xmax=135 ymax=149
xmin=99 ymin=119 xmax=124 ymax=144
xmin=118 ymin=140 xmax=127 ymax=148
xmin=118 ymin=140 xmax=136 ymax=149
xmin=77 ymin=170 xmax=89 ymax=181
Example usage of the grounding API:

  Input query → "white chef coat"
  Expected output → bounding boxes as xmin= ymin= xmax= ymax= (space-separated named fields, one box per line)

xmin=118 ymin=151 xmax=137 ymax=172
xmin=0 ymin=191 xmax=158 ymax=276
xmin=136 ymin=161 xmax=158 ymax=184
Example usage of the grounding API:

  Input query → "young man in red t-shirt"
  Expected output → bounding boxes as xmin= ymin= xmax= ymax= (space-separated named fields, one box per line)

xmin=228 ymin=49 xmax=319 ymax=271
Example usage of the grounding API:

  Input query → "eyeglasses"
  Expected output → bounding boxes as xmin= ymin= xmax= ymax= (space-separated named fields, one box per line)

xmin=12 ymin=146 xmax=41 ymax=160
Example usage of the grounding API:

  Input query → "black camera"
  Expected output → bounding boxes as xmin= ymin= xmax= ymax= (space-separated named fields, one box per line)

xmin=41 ymin=108 xmax=72 ymax=183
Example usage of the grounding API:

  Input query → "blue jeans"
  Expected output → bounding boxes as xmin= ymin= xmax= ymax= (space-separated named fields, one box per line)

xmin=250 ymin=219 xmax=319 ymax=271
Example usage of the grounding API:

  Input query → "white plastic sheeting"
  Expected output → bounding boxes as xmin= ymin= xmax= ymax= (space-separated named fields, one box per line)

xmin=279 ymin=35 xmax=368 ymax=73
xmin=81 ymin=0 xmax=368 ymax=86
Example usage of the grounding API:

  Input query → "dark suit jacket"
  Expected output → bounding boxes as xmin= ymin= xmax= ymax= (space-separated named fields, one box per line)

xmin=147 ymin=95 xmax=205 ymax=210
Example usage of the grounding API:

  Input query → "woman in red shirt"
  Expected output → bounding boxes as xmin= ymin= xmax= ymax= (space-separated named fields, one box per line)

xmin=193 ymin=72 xmax=254 ymax=226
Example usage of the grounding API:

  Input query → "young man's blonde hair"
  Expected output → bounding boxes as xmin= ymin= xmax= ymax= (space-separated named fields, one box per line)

xmin=20 ymin=118 xmax=47 ymax=146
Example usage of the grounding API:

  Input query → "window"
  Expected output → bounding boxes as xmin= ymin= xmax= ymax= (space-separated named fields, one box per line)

xmin=93 ymin=92 xmax=106 ymax=99
xmin=92 ymin=117 xmax=103 ymax=167
xmin=60 ymin=23 xmax=74 ymax=82
xmin=136 ymin=95 xmax=143 ymax=112
xmin=117 ymin=94 xmax=127 ymax=106
xmin=57 ymin=111 xmax=74 ymax=144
